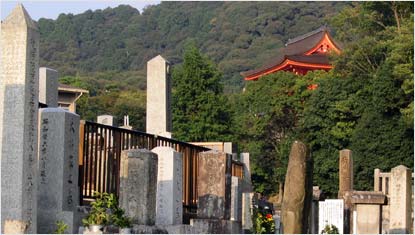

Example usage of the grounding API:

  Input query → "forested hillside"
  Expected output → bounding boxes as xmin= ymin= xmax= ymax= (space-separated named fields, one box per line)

xmin=38 ymin=1 xmax=349 ymax=92
xmin=37 ymin=2 xmax=413 ymax=197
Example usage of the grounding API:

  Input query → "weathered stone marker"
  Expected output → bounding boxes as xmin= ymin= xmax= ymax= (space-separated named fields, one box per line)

xmin=37 ymin=108 xmax=80 ymax=233
xmin=197 ymin=151 xmax=231 ymax=220
xmin=97 ymin=114 xmax=114 ymax=126
xmin=119 ymin=149 xmax=158 ymax=225
xmin=230 ymin=176 xmax=242 ymax=222
xmin=318 ymin=199 xmax=344 ymax=234
xmin=146 ymin=55 xmax=172 ymax=138
xmin=39 ymin=67 xmax=58 ymax=107
xmin=338 ymin=149 xmax=353 ymax=198
xmin=349 ymin=191 xmax=385 ymax=234
xmin=240 ymin=152 xmax=253 ymax=232
xmin=338 ymin=149 xmax=353 ymax=233
xmin=0 ymin=4 xmax=39 ymax=233
xmin=152 ymin=147 xmax=183 ymax=225
xmin=389 ymin=165 xmax=412 ymax=234
xmin=281 ymin=141 xmax=313 ymax=234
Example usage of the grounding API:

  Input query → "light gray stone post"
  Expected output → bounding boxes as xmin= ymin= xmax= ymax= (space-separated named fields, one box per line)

xmin=240 ymin=153 xmax=253 ymax=232
xmin=37 ymin=108 xmax=80 ymax=233
xmin=146 ymin=55 xmax=172 ymax=138
xmin=39 ymin=67 xmax=58 ymax=107
xmin=0 ymin=4 xmax=39 ymax=233
xmin=389 ymin=165 xmax=411 ymax=234
xmin=97 ymin=115 xmax=114 ymax=126
xmin=152 ymin=147 xmax=183 ymax=225
xmin=119 ymin=149 xmax=158 ymax=225
xmin=230 ymin=176 xmax=242 ymax=222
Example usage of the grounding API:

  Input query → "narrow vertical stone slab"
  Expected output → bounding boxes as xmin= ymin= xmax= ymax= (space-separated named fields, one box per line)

xmin=37 ymin=108 xmax=80 ymax=233
xmin=240 ymin=153 xmax=253 ymax=231
xmin=146 ymin=55 xmax=172 ymax=137
xmin=230 ymin=176 xmax=242 ymax=222
xmin=318 ymin=199 xmax=344 ymax=234
xmin=97 ymin=115 xmax=114 ymax=126
xmin=389 ymin=165 xmax=411 ymax=234
xmin=338 ymin=149 xmax=353 ymax=198
xmin=152 ymin=147 xmax=183 ymax=225
xmin=373 ymin=168 xmax=381 ymax=191
xmin=197 ymin=151 xmax=231 ymax=220
xmin=119 ymin=149 xmax=158 ymax=225
xmin=338 ymin=149 xmax=353 ymax=233
xmin=281 ymin=141 xmax=313 ymax=234
xmin=39 ymin=67 xmax=58 ymax=107
xmin=0 ymin=4 xmax=39 ymax=233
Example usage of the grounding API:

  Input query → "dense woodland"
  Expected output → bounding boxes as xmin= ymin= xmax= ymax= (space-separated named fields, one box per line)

xmin=40 ymin=2 xmax=414 ymax=197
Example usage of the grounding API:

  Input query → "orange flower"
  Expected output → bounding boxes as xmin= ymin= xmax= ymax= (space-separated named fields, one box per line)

xmin=266 ymin=214 xmax=272 ymax=219
xmin=307 ymin=84 xmax=318 ymax=90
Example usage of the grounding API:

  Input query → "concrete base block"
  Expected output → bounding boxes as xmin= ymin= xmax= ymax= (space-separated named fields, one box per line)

xmin=3 ymin=219 xmax=28 ymax=234
xmin=191 ymin=219 xmax=242 ymax=234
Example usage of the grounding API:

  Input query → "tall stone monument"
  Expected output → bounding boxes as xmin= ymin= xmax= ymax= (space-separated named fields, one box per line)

xmin=281 ymin=141 xmax=313 ymax=234
xmin=119 ymin=149 xmax=158 ymax=225
xmin=240 ymin=153 xmax=253 ymax=232
xmin=152 ymin=147 xmax=183 ymax=225
xmin=338 ymin=149 xmax=353 ymax=233
xmin=39 ymin=67 xmax=58 ymax=107
xmin=0 ymin=4 xmax=39 ymax=233
xmin=197 ymin=151 xmax=232 ymax=220
xmin=338 ymin=149 xmax=353 ymax=198
xmin=146 ymin=55 xmax=172 ymax=138
xmin=389 ymin=165 xmax=412 ymax=234
xmin=37 ymin=108 xmax=80 ymax=233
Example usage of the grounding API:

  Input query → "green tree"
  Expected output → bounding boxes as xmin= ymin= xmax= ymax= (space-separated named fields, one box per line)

xmin=172 ymin=45 xmax=231 ymax=142
xmin=233 ymin=71 xmax=317 ymax=194
xmin=299 ymin=2 xmax=414 ymax=196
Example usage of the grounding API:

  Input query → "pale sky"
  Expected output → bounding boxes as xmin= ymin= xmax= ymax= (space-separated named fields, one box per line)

xmin=1 ymin=0 xmax=161 ymax=21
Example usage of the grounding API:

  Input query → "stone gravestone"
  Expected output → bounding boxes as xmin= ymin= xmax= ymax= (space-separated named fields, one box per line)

xmin=197 ymin=151 xmax=232 ymax=220
xmin=120 ymin=115 xmax=133 ymax=130
xmin=349 ymin=191 xmax=385 ymax=234
xmin=230 ymin=176 xmax=242 ymax=222
xmin=389 ymin=165 xmax=412 ymax=234
xmin=240 ymin=153 xmax=254 ymax=232
xmin=0 ymin=4 xmax=39 ymax=233
xmin=338 ymin=149 xmax=353 ymax=198
xmin=119 ymin=149 xmax=158 ymax=225
xmin=281 ymin=141 xmax=313 ymax=234
xmin=37 ymin=108 xmax=80 ymax=233
xmin=97 ymin=114 xmax=114 ymax=126
xmin=318 ymin=199 xmax=344 ymax=234
xmin=310 ymin=186 xmax=324 ymax=234
xmin=152 ymin=147 xmax=183 ymax=225
xmin=39 ymin=67 xmax=58 ymax=107
xmin=338 ymin=149 xmax=353 ymax=233
xmin=146 ymin=55 xmax=172 ymax=138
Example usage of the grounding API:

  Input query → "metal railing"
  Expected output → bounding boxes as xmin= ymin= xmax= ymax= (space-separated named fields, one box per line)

xmin=78 ymin=120 xmax=243 ymax=221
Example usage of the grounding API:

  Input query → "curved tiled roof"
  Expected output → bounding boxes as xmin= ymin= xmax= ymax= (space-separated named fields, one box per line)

xmin=241 ymin=25 xmax=341 ymax=79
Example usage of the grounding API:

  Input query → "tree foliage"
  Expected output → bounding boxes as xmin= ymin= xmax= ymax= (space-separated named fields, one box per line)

xmin=38 ymin=2 xmax=349 ymax=92
xmin=235 ymin=2 xmax=414 ymax=196
xmin=172 ymin=45 xmax=231 ymax=142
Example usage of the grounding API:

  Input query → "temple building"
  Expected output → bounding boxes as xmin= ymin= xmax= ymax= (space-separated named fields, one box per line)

xmin=241 ymin=25 xmax=341 ymax=81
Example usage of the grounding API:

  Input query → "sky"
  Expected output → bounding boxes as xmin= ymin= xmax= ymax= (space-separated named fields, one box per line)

xmin=1 ymin=0 xmax=160 ymax=21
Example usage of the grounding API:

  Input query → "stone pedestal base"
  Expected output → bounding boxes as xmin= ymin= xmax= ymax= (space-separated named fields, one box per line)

xmin=129 ymin=219 xmax=242 ymax=234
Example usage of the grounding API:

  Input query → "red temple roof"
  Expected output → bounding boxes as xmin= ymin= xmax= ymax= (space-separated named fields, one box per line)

xmin=242 ymin=25 xmax=341 ymax=80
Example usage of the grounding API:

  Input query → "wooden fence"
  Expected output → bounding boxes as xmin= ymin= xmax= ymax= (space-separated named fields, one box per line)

xmin=78 ymin=121 xmax=244 ymax=220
